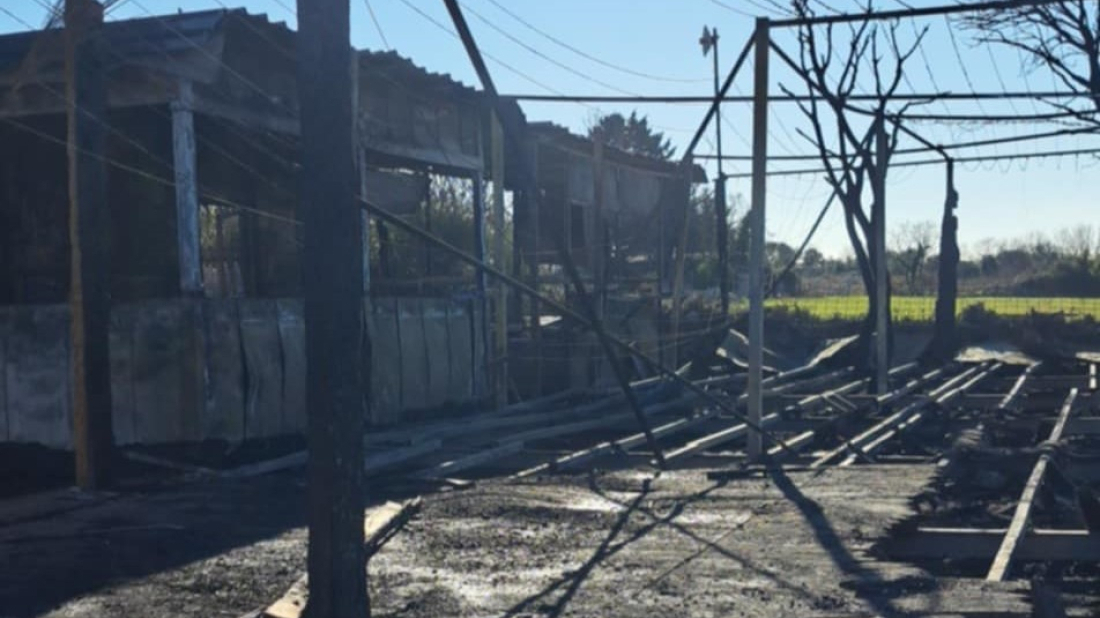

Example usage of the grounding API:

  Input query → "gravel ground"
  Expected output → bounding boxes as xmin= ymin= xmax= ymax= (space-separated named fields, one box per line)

xmin=2 ymin=462 xmax=1060 ymax=618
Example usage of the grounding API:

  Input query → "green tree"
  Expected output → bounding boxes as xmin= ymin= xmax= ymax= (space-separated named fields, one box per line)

xmin=588 ymin=111 xmax=675 ymax=160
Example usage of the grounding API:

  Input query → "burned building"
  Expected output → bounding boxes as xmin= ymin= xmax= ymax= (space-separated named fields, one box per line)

xmin=0 ymin=8 xmax=701 ymax=450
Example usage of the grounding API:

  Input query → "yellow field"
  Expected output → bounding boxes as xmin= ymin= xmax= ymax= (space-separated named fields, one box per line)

xmin=742 ymin=296 xmax=1100 ymax=321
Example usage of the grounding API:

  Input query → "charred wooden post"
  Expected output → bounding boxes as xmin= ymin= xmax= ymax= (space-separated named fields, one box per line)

xmin=873 ymin=112 xmax=890 ymax=394
xmin=928 ymin=157 xmax=960 ymax=360
xmin=747 ymin=17 xmax=770 ymax=460
xmin=65 ymin=0 xmax=113 ymax=490
xmin=491 ymin=114 xmax=508 ymax=408
xmin=472 ymin=168 xmax=489 ymax=397
xmin=353 ymin=55 xmax=372 ymax=295
xmin=171 ymin=81 xmax=202 ymax=295
xmin=296 ymin=0 xmax=369 ymax=615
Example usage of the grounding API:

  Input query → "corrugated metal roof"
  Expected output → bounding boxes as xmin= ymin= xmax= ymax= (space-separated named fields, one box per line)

xmin=0 ymin=7 xmax=480 ymax=99
xmin=0 ymin=9 xmax=231 ymax=73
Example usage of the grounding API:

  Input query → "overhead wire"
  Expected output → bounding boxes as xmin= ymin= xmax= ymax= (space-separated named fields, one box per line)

xmin=363 ymin=0 xmax=391 ymax=50
xmin=458 ymin=1 xmax=641 ymax=96
xmin=478 ymin=0 xmax=708 ymax=84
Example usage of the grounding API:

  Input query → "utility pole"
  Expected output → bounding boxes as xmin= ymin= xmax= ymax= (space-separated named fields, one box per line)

xmin=296 ymin=0 xmax=368 ymax=616
xmin=746 ymin=18 xmax=770 ymax=461
xmin=873 ymin=112 xmax=890 ymax=395
xmin=66 ymin=0 xmax=113 ymax=490
xmin=700 ymin=26 xmax=729 ymax=316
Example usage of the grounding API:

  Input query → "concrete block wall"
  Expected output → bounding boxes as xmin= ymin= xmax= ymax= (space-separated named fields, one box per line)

xmin=0 ymin=296 xmax=483 ymax=449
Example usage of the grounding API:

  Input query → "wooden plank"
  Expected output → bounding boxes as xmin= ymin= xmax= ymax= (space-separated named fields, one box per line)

xmin=497 ymin=393 xmax=694 ymax=448
xmin=6 ymin=305 xmax=71 ymax=448
xmin=888 ymin=527 xmax=1100 ymax=562
xmin=202 ymin=300 xmax=245 ymax=442
xmin=998 ymin=362 xmax=1040 ymax=411
xmin=840 ymin=364 xmax=1000 ymax=466
xmin=665 ymin=412 xmax=782 ymax=461
xmin=239 ymin=300 xmax=284 ymax=439
xmin=276 ymin=300 xmax=306 ymax=434
xmin=515 ymin=408 xmax=720 ymax=478
xmin=987 ymin=389 xmax=1079 ymax=582
xmin=363 ymin=439 xmax=442 ymax=474
xmin=811 ymin=364 xmax=983 ymax=468
xmin=876 ymin=365 xmax=950 ymax=407
xmin=787 ymin=377 xmax=869 ymax=414
xmin=221 ymin=451 xmax=306 ymax=479
xmin=661 ymin=368 xmax=855 ymax=462
xmin=411 ymin=442 xmax=524 ymax=479
xmin=264 ymin=498 xmax=422 ymax=618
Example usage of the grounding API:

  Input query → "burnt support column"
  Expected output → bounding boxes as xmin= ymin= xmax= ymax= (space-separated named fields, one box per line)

xmin=171 ymin=81 xmax=202 ymax=295
xmin=746 ymin=17 xmax=770 ymax=460
xmin=65 ymin=0 xmax=113 ymax=490
xmin=296 ymin=0 xmax=369 ymax=615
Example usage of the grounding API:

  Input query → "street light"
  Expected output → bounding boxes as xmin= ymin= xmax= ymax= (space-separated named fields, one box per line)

xmin=701 ymin=26 xmax=729 ymax=315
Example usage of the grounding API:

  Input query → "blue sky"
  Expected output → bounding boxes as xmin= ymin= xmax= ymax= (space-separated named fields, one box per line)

xmin=3 ymin=0 xmax=1096 ymax=257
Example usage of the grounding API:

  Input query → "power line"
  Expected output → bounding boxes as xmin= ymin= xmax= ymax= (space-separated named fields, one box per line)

xmin=478 ymin=0 xmax=707 ymax=84
xmin=707 ymin=0 xmax=759 ymax=18
xmin=460 ymin=2 xmax=639 ymax=96
xmin=697 ymin=126 xmax=1099 ymax=160
xmin=394 ymin=0 xmax=574 ymax=99
xmin=770 ymin=0 xmax=1073 ymax=27
xmin=725 ymin=146 xmax=1100 ymax=178
xmin=363 ymin=0 xmax=390 ymax=50
xmin=505 ymin=91 xmax=1092 ymax=103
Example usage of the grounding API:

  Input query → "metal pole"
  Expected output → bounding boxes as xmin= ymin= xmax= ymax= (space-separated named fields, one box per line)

xmin=712 ymin=29 xmax=730 ymax=317
xmin=747 ymin=18 xmax=769 ymax=460
xmin=874 ymin=112 xmax=890 ymax=394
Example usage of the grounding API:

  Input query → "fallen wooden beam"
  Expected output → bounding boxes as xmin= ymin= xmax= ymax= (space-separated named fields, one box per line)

xmin=810 ymin=364 xmax=984 ymax=468
xmin=512 ymin=409 xmax=720 ymax=478
xmin=494 ymin=394 xmax=696 ymax=446
xmin=663 ymin=412 xmax=782 ymax=462
xmin=122 ymin=451 xmax=216 ymax=476
xmin=220 ymin=451 xmax=306 ymax=479
xmin=840 ymin=364 xmax=1001 ymax=466
xmin=785 ymin=377 xmax=870 ymax=415
xmin=876 ymin=365 xmax=951 ymax=408
xmin=887 ymin=527 xmax=1100 ymax=562
xmin=987 ymin=389 xmax=1079 ymax=582
xmin=363 ymin=439 xmax=443 ymax=475
xmin=263 ymin=498 xmax=422 ymax=618
xmin=997 ymin=362 xmax=1041 ymax=413
xmin=410 ymin=442 xmax=525 ymax=480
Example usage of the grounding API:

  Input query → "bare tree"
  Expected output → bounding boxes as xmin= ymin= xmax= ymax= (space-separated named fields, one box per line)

xmin=1058 ymin=223 xmax=1098 ymax=269
xmin=779 ymin=0 xmax=929 ymax=365
xmin=961 ymin=1 xmax=1100 ymax=122
xmin=891 ymin=220 xmax=935 ymax=294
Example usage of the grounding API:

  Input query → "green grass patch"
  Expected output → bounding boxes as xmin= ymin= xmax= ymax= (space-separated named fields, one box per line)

xmin=733 ymin=297 xmax=1100 ymax=321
